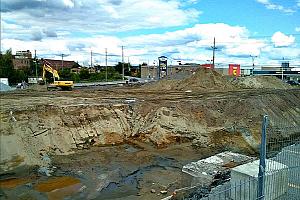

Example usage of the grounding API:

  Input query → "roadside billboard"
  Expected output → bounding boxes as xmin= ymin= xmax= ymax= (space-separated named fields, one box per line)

xmin=229 ymin=64 xmax=241 ymax=77
xmin=158 ymin=56 xmax=168 ymax=79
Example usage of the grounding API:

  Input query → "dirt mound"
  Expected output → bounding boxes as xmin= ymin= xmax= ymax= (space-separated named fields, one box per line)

xmin=175 ymin=67 xmax=237 ymax=91
xmin=144 ymin=68 xmax=237 ymax=92
xmin=143 ymin=79 xmax=179 ymax=91
xmin=233 ymin=76 xmax=292 ymax=89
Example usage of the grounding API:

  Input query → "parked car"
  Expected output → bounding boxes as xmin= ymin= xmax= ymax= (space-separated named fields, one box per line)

xmin=286 ymin=80 xmax=299 ymax=86
xmin=129 ymin=78 xmax=139 ymax=83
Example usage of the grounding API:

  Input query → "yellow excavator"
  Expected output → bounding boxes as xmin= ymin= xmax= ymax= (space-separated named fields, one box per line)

xmin=42 ymin=60 xmax=73 ymax=91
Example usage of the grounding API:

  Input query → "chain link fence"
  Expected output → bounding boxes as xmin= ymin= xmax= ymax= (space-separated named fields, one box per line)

xmin=182 ymin=115 xmax=300 ymax=200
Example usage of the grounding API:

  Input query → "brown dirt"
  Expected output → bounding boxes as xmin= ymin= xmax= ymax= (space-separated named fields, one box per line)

xmin=232 ymin=76 xmax=293 ymax=89
xmin=176 ymin=67 xmax=236 ymax=91
xmin=0 ymin=78 xmax=299 ymax=199
xmin=0 ymin=177 xmax=34 ymax=189
xmin=144 ymin=68 xmax=237 ymax=92
xmin=34 ymin=176 xmax=80 ymax=192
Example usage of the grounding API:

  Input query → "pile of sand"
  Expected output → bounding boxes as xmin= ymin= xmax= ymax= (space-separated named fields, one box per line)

xmin=175 ymin=67 xmax=236 ymax=91
xmin=144 ymin=68 xmax=237 ymax=92
xmin=232 ymin=76 xmax=292 ymax=89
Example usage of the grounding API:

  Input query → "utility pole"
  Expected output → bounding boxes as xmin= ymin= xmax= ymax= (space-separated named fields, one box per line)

xmin=34 ymin=50 xmax=38 ymax=82
xmin=281 ymin=57 xmax=285 ymax=81
xmin=61 ymin=54 xmax=64 ymax=70
xmin=250 ymin=55 xmax=257 ymax=75
xmin=90 ymin=50 xmax=93 ymax=68
xmin=122 ymin=46 xmax=124 ymax=80
xmin=211 ymin=37 xmax=217 ymax=69
xmin=105 ymin=48 xmax=108 ymax=82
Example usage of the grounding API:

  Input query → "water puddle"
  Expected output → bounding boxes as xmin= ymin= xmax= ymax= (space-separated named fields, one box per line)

xmin=34 ymin=176 xmax=80 ymax=192
xmin=0 ymin=177 xmax=32 ymax=189
xmin=46 ymin=183 xmax=83 ymax=200
xmin=0 ymin=143 xmax=210 ymax=199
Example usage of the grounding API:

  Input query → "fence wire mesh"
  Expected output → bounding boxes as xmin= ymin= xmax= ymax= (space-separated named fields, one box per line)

xmin=183 ymin=116 xmax=300 ymax=200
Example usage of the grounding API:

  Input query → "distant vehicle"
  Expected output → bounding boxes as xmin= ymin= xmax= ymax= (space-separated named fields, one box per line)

xmin=286 ymin=80 xmax=299 ymax=86
xmin=16 ymin=81 xmax=28 ymax=89
xmin=129 ymin=78 xmax=139 ymax=83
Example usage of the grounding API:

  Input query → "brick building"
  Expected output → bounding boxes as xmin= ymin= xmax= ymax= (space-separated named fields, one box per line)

xmin=12 ymin=50 xmax=32 ymax=70
xmin=43 ymin=59 xmax=76 ymax=70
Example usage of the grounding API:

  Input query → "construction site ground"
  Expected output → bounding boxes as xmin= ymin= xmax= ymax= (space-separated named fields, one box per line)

xmin=1 ymin=69 xmax=300 ymax=199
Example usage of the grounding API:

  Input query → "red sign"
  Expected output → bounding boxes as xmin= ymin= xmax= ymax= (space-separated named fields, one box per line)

xmin=229 ymin=64 xmax=241 ymax=76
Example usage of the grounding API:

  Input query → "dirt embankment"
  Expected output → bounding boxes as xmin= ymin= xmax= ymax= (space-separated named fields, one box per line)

xmin=232 ymin=76 xmax=293 ymax=89
xmin=145 ymin=68 xmax=292 ymax=91
xmin=1 ymin=88 xmax=300 ymax=172
xmin=145 ymin=68 xmax=236 ymax=92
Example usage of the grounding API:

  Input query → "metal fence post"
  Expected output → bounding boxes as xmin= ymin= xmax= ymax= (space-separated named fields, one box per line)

xmin=257 ymin=115 xmax=268 ymax=200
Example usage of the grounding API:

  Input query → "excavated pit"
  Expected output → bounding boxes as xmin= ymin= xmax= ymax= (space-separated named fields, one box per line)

xmin=0 ymin=86 xmax=300 ymax=199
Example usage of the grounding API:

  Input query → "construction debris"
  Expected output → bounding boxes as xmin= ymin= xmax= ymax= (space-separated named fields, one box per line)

xmin=0 ymin=82 xmax=13 ymax=92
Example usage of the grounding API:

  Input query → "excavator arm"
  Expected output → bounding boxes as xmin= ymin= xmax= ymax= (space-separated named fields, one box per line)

xmin=42 ymin=61 xmax=73 ymax=90
xmin=42 ymin=62 xmax=60 ymax=81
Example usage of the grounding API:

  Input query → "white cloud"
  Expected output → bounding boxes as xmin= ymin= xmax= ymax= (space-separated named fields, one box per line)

xmin=1 ymin=0 xmax=200 ymax=41
xmin=256 ymin=0 xmax=295 ymax=13
xmin=63 ymin=0 xmax=75 ymax=8
xmin=271 ymin=32 xmax=295 ymax=47
xmin=2 ymin=23 xmax=275 ymax=66
xmin=4 ymin=23 xmax=298 ymax=66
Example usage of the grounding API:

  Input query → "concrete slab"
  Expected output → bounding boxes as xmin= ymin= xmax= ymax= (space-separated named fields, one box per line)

xmin=182 ymin=151 xmax=255 ymax=186
xmin=231 ymin=159 xmax=289 ymax=200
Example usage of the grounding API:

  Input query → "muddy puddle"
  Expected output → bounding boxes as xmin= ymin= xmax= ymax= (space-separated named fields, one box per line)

xmin=0 ymin=143 xmax=216 ymax=200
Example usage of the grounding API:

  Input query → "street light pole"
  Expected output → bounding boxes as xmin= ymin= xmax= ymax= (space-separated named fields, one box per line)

xmin=61 ymin=54 xmax=64 ymax=70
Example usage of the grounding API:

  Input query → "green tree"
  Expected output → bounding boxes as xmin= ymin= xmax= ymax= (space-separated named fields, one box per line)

xmin=71 ymin=73 xmax=80 ymax=82
xmin=79 ymin=68 xmax=90 ymax=80
xmin=89 ymin=72 xmax=105 ymax=82
xmin=59 ymin=68 xmax=72 ymax=80
xmin=115 ymin=62 xmax=131 ymax=76
xmin=0 ymin=49 xmax=14 ymax=80
xmin=0 ymin=49 xmax=30 ymax=84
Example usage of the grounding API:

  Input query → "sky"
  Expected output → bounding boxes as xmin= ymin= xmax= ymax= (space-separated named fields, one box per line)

xmin=1 ymin=0 xmax=300 ymax=67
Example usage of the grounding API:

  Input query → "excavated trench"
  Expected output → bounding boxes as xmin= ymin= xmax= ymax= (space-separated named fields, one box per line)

xmin=0 ymin=89 xmax=300 ymax=199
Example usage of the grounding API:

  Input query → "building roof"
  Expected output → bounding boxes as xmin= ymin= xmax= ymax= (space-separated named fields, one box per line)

xmin=43 ymin=59 xmax=76 ymax=70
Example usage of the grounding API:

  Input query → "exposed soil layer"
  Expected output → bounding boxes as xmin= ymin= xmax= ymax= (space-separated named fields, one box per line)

xmin=0 ymin=75 xmax=299 ymax=199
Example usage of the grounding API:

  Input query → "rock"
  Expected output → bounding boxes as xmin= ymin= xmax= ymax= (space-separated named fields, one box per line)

xmin=151 ymin=189 xmax=156 ymax=193
xmin=38 ymin=166 xmax=53 ymax=176
xmin=79 ymin=185 xmax=87 ymax=192
xmin=25 ymin=183 xmax=33 ymax=188
xmin=160 ymin=190 xmax=168 ymax=194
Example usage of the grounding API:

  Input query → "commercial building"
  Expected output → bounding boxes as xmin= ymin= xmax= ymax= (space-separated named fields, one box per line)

xmin=43 ymin=59 xmax=77 ymax=70
xmin=12 ymin=50 xmax=32 ymax=70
